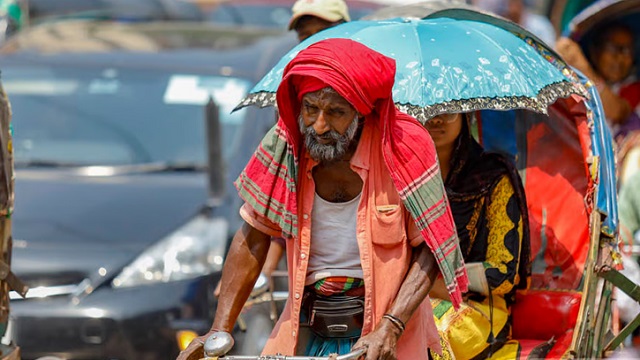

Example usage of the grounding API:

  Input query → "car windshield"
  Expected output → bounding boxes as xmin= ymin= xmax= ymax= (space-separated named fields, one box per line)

xmin=3 ymin=65 xmax=251 ymax=167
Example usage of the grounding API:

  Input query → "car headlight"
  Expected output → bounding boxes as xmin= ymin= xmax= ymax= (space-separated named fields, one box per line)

xmin=112 ymin=215 xmax=228 ymax=288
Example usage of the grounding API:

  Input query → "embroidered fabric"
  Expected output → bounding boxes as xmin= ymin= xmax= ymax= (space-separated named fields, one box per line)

xmin=234 ymin=81 xmax=587 ymax=125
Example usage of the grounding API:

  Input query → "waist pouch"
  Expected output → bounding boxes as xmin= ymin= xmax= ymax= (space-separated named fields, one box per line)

xmin=300 ymin=291 xmax=364 ymax=339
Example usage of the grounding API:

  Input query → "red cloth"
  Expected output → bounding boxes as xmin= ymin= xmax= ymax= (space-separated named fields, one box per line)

xmin=277 ymin=39 xmax=398 ymax=155
xmin=619 ymin=81 xmax=640 ymax=109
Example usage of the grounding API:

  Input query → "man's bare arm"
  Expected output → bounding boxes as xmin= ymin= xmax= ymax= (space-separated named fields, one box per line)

xmin=212 ymin=222 xmax=272 ymax=331
xmin=177 ymin=222 xmax=271 ymax=360
xmin=354 ymin=243 xmax=438 ymax=359
xmin=387 ymin=243 xmax=438 ymax=326
xmin=262 ymin=240 xmax=285 ymax=276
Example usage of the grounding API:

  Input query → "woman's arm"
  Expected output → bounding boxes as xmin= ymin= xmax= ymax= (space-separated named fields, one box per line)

xmin=555 ymin=37 xmax=632 ymax=124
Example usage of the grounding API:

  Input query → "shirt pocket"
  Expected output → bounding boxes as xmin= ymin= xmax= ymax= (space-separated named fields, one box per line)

xmin=371 ymin=204 xmax=406 ymax=247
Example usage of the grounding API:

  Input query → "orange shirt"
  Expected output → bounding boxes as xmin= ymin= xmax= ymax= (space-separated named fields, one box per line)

xmin=240 ymin=120 xmax=441 ymax=358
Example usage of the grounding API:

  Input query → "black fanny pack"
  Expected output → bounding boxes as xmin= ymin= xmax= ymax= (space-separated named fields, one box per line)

xmin=300 ymin=291 xmax=364 ymax=339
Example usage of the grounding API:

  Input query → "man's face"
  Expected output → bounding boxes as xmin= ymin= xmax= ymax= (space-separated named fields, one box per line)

xmin=294 ymin=16 xmax=335 ymax=42
xmin=299 ymin=88 xmax=359 ymax=162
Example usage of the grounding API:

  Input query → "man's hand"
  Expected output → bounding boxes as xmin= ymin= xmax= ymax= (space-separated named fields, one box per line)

xmin=176 ymin=333 xmax=210 ymax=360
xmin=353 ymin=319 xmax=402 ymax=360
xmin=358 ymin=243 xmax=437 ymax=359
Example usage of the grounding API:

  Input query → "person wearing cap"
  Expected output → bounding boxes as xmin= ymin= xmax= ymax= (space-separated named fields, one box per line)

xmin=288 ymin=0 xmax=351 ymax=42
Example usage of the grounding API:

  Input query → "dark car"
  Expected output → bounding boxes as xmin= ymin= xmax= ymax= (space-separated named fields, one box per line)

xmin=206 ymin=0 xmax=384 ymax=29
xmin=25 ymin=0 xmax=206 ymax=23
xmin=0 ymin=20 xmax=296 ymax=360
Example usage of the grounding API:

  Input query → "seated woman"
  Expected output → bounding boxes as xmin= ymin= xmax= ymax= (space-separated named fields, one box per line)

xmin=556 ymin=23 xmax=640 ymax=145
xmin=425 ymin=112 xmax=531 ymax=359
xmin=557 ymin=22 xmax=640 ymax=185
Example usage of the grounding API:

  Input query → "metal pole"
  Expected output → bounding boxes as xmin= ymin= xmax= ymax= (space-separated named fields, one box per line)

xmin=20 ymin=0 xmax=29 ymax=27
xmin=205 ymin=96 xmax=225 ymax=201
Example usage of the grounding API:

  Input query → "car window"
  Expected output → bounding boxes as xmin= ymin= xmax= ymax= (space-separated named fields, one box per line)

xmin=3 ymin=65 xmax=251 ymax=166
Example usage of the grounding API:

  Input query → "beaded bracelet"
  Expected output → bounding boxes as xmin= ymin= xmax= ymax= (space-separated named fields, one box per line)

xmin=382 ymin=313 xmax=406 ymax=333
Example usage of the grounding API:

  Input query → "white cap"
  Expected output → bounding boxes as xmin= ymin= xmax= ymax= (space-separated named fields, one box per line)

xmin=288 ymin=0 xmax=351 ymax=30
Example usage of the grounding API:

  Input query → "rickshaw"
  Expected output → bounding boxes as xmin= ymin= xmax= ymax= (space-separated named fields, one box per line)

xmin=201 ymin=75 xmax=628 ymax=360
xmin=200 ymin=3 xmax=636 ymax=359
xmin=475 ymin=72 xmax=621 ymax=359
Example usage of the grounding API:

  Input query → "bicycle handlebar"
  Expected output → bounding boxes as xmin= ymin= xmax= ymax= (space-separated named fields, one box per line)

xmin=203 ymin=331 xmax=365 ymax=360
xmin=204 ymin=348 xmax=365 ymax=360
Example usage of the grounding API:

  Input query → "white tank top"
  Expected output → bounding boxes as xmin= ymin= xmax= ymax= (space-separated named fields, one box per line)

xmin=305 ymin=191 xmax=363 ymax=285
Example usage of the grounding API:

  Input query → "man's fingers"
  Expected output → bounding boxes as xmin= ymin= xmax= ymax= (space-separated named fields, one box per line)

xmin=353 ymin=345 xmax=367 ymax=360
xmin=385 ymin=350 xmax=398 ymax=360
xmin=365 ymin=346 xmax=379 ymax=360
xmin=352 ymin=341 xmax=369 ymax=360
xmin=176 ymin=341 xmax=204 ymax=360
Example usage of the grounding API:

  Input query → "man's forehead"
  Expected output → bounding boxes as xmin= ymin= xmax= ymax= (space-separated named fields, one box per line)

xmin=302 ymin=87 xmax=353 ymax=107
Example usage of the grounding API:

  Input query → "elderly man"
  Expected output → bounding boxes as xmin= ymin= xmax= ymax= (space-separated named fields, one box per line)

xmin=178 ymin=39 xmax=467 ymax=360
xmin=288 ymin=0 xmax=350 ymax=42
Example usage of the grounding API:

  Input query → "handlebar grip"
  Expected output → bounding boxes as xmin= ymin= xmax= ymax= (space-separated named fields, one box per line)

xmin=336 ymin=347 xmax=366 ymax=360
xmin=204 ymin=331 xmax=235 ymax=358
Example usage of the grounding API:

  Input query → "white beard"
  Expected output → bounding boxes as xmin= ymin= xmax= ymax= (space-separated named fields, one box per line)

xmin=298 ymin=115 xmax=359 ymax=163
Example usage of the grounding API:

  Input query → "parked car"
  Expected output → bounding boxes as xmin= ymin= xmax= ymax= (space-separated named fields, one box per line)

xmin=0 ymin=19 xmax=297 ymax=360
xmin=206 ymin=0 xmax=385 ymax=29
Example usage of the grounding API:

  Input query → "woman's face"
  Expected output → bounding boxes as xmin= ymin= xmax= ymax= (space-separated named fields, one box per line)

xmin=425 ymin=113 xmax=463 ymax=150
xmin=593 ymin=28 xmax=635 ymax=84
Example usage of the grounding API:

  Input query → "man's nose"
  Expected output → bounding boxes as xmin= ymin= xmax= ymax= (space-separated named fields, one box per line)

xmin=312 ymin=111 xmax=330 ymax=135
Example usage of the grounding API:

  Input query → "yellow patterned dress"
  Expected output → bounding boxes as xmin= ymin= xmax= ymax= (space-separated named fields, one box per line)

xmin=430 ymin=122 xmax=530 ymax=360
